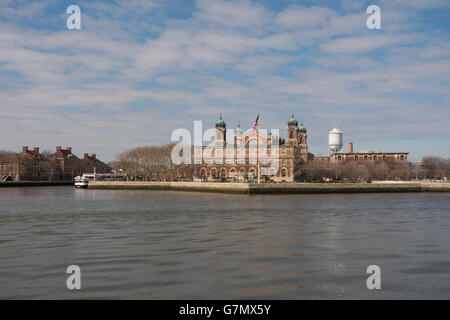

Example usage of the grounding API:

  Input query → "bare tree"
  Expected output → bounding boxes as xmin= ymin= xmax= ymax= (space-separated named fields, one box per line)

xmin=114 ymin=143 xmax=190 ymax=181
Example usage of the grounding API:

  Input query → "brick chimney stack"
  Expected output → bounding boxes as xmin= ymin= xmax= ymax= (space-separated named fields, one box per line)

xmin=67 ymin=147 xmax=72 ymax=153
xmin=56 ymin=146 xmax=61 ymax=153
xmin=92 ymin=154 xmax=96 ymax=160
xmin=84 ymin=153 xmax=89 ymax=160
xmin=22 ymin=146 xmax=28 ymax=153
xmin=33 ymin=147 xmax=39 ymax=154
xmin=349 ymin=142 xmax=353 ymax=153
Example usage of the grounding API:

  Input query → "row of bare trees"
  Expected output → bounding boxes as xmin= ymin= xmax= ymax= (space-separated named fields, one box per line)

xmin=295 ymin=157 xmax=450 ymax=182
xmin=420 ymin=157 xmax=450 ymax=180
xmin=113 ymin=143 xmax=194 ymax=181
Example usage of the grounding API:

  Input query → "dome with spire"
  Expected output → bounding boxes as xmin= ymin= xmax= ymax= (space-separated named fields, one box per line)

xmin=215 ymin=114 xmax=226 ymax=129
xmin=288 ymin=113 xmax=298 ymax=127
xmin=298 ymin=121 xmax=306 ymax=133
xmin=234 ymin=121 xmax=243 ymax=135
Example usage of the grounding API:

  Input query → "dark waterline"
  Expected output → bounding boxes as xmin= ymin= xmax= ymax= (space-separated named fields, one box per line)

xmin=0 ymin=186 xmax=449 ymax=299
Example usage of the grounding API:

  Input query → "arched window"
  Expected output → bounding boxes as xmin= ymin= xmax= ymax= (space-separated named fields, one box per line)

xmin=211 ymin=168 xmax=217 ymax=178
xmin=220 ymin=168 xmax=227 ymax=178
xmin=249 ymin=168 xmax=256 ymax=177
xmin=230 ymin=168 xmax=236 ymax=177
xmin=200 ymin=168 xmax=207 ymax=177
xmin=281 ymin=169 xmax=287 ymax=177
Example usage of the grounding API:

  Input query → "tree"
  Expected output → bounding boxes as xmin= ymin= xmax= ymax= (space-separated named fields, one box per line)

xmin=113 ymin=143 xmax=192 ymax=181
xmin=421 ymin=156 xmax=447 ymax=180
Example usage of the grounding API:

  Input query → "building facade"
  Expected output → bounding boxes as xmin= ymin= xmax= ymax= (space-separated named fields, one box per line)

xmin=194 ymin=114 xmax=313 ymax=182
xmin=329 ymin=143 xmax=409 ymax=163
xmin=0 ymin=146 xmax=111 ymax=182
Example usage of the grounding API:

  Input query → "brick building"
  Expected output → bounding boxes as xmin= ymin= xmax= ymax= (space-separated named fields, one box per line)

xmin=192 ymin=114 xmax=410 ymax=183
xmin=0 ymin=146 xmax=111 ymax=182
xmin=329 ymin=143 xmax=409 ymax=163
xmin=194 ymin=114 xmax=313 ymax=182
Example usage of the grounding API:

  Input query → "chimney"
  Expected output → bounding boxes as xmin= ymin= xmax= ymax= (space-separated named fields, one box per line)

xmin=67 ymin=147 xmax=72 ymax=153
xmin=56 ymin=146 xmax=61 ymax=153
xmin=22 ymin=146 xmax=28 ymax=153
xmin=349 ymin=142 xmax=353 ymax=153
xmin=33 ymin=147 xmax=39 ymax=154
xmin=92 ymin=154 xmax=96 ymax=160
xmin=84 ymin=153 xmax=89 ymax=160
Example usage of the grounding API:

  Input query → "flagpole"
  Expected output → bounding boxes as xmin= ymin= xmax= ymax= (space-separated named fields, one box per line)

xmin=257 ymin=116 xmax=260 ymax=184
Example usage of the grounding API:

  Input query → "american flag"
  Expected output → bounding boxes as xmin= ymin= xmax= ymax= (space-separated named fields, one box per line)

xmin=252 ymin=114 xmax=259 ymax=130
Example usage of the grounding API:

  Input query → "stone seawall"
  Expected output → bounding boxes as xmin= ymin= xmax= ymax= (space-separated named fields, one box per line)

xmin=88 ymin=181 xmax=249 ymax=193
xmin=0 ymin=181 xmax=74 ymax=187
xmin=88 ymin=181 xmax=450 ymax=194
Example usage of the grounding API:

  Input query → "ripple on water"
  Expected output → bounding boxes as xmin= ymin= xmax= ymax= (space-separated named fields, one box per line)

xmin=1 ymin=188 xmax=449 ymax=299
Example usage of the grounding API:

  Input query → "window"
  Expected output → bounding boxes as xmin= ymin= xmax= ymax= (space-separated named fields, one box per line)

xmin=281 ymin=169 xmax=287 ymax=177
xmin=374 ymin=155 xmax=377 ymax=160
xmin=383 ymin=155 xmax=386 ymax=160
xmin=355 ymin=155 xmax=358 ymax=160
xmin=282 ymin=159 xmax=286 ymax=165
xmin=400 ymin=155 xmax=404 ymax=160
xmin=282 ymin=148 xmax=286 ymax=155
xmin=337 ymin=155 xmax=342 ymax=161
xmin=364 ymin=155 xmax=368 ymax=160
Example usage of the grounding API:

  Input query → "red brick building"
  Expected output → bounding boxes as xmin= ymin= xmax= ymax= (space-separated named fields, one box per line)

xmin=0 ymin=146 xmax=110 ymax=181
xmin=194 ymin=114 xmax=313 ymax=182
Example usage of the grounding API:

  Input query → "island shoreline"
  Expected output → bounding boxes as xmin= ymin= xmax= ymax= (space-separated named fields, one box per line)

xmin=87 ymin=181 xmax=450 ymax=194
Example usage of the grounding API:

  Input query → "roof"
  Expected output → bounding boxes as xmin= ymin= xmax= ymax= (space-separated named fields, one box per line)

xmin=329 ymin=128 xmax=342 ymax=134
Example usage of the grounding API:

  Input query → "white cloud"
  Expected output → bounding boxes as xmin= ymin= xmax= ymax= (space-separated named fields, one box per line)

xmin=274 ymin=5 xmax=335 ymax=29
xmin=0 ymin=0 xmax=448 ymax=160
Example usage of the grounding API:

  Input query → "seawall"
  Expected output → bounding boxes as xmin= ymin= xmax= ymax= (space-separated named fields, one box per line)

xmin=87 ymin=181 xmax=450 ymax=194
xmin=0 ymin=181 xmax=74 ymax=187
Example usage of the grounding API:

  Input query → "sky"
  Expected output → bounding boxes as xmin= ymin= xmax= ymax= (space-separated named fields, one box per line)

xmin=0 ymin=0 xmax=449 ymax=162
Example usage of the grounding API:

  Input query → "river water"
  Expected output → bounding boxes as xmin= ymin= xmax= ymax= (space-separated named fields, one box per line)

xmin=0 ymin=186 xmax=449 ymax=299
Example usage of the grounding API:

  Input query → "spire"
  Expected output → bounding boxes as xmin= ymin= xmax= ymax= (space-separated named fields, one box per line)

xmin=235 ymin=120 xmax=243 ymax=135
xmin=288 ymin=112 xmax=298 ymax=127
xmin=299 ymin=117 xmax=306 ymax=132
xmin=215 ymin=114 xmax=226 ymax=128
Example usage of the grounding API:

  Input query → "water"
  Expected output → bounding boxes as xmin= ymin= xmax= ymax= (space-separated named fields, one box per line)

xmin=0 ymin=186 xmax=449 ymax=299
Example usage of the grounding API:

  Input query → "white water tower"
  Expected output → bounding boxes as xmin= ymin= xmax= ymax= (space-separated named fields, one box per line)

xmin=328 ymin=128 xmax=343 ymax=154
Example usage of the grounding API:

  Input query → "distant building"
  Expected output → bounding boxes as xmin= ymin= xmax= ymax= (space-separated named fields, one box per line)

xmin=0 ymin=146 xmax=111 ymax=182
xmin=329 ymin=143 xmax=409 ymax=163
xmin=191 ymin=115 xmax=410 ymax=183
xmin=194 ymin=114 xmax=313 ymax=182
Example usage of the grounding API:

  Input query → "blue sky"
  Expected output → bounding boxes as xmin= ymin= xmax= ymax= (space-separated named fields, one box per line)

xmin=0 ymin=0 xmax=449 ymax=161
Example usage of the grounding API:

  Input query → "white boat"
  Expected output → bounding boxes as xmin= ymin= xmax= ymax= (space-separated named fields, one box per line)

xmin=74 ymin=176 xmax=89 ymax=188
xmin=74 ymin=170 xmax=127 ymax=188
